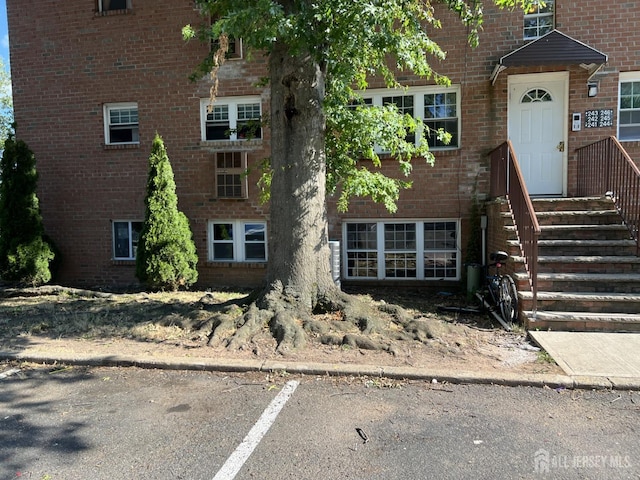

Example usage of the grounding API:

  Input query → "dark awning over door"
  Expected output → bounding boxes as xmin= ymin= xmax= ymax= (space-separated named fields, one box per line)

xmin=490 ymin=30 xmax=608 ymax=83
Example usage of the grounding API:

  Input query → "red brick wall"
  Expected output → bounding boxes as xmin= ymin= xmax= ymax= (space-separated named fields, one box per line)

xmin=7 ymin=0 xmax=272 ymax=288
xmin=7 ymin=0 xmax=640 ymax=289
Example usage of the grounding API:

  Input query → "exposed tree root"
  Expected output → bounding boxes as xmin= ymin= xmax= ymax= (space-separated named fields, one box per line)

xmin=195 ymin=285 xmax=455 ymax=355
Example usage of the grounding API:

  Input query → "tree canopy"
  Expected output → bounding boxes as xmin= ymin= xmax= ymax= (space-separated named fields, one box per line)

xmin=184 ymin=0 xmax=537 ymax=212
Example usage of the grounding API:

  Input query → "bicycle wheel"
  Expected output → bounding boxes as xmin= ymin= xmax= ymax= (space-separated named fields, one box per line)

xmin=498 ymin=275 xmax=519 ymax=325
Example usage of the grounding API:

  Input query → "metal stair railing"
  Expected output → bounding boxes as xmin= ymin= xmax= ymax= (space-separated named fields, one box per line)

xmin=489 ymin=141 xmax=541 ymax=316
xmin=576 ymin=136 xmax=640 ymax=255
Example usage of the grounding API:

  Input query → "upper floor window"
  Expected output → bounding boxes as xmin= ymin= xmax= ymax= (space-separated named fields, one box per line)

xmin=212 ymin=36 xmax=243 ymax=60
xmin=201 ymin=97 xmax=262 ymax=141
xmin=97 ymin=0 xmax=131 ymax=12
xmin=359 ymin=86 xmax=461 ymax=150
xmin=619 ymin=72 xmax=640 ymax=142
xmin=215 ymin=151 xmax=248 ymax=199
xmin=104 ymin=103 xmax=139 ymax=145
xmin=524 ymin=1 xmax=554 ymax=39
xmin=113 ymin=220 xmax=142 ymax=260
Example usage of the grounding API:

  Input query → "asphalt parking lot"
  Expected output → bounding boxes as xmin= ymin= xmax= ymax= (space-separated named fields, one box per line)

xmin=2 ymin=365 xmax=639 ymax=479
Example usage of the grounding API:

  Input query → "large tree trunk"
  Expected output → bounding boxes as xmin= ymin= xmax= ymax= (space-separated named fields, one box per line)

xmin=265 ymin=41 xmax=338 ymax=312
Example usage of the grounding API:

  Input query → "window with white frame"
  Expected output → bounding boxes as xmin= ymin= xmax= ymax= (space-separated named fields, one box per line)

xmin=344 ymin=220 xmax=459 ymax=280
xmin=619 ymin=72 xmax=640 ymax=142
xmin=423 ymin=92 xmax=459 ymax=148
xmin=97 ymin=0 xmax=131 ymax=12
xmin=201 ymin=97 xmax=262 ymax=141
xmin=211 ymin=35 xmax=243 ymax=60
xmin=209 ymin=220 xmax=267 ymax=262
xmin=359 ymin=86 xmax=460 ymax=149
xmin=215 ymin=151 xmax=248 ymax=198
xmin=113 ymin=221 xmax=142 ymax=260
xmin=104 ymin=103 xmax=139 ymax=145
xmin=524 ymin=0 xmax=554 ymax=40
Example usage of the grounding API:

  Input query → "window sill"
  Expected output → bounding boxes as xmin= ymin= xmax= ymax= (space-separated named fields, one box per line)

xmin=103 ymin=143 xmax=140 ymax=150
xmin=95 ymin=9 xmax=133 ymax=17
xmin=205 ymin=261 xmax=267 ymax=269
xmin=112 ymin=259 xmax=136 ymax=265
xmin=199 ymin=139 xmax=263 ymax=151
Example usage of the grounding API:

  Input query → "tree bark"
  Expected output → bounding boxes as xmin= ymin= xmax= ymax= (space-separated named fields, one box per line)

xmin=266 ymin=40 xmax=337 ymax=311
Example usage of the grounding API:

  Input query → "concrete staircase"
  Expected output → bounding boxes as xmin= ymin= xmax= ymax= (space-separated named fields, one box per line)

xmin=509 ymin=197 xmax=640 ymax=332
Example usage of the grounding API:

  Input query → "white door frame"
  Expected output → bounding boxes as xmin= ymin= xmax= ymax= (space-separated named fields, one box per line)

xmin=507 ymin=71 xmax=569 ymax=197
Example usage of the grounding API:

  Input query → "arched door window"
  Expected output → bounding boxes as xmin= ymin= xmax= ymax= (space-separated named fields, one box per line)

xmin=521 ymin=88 xmax=553 ymax=103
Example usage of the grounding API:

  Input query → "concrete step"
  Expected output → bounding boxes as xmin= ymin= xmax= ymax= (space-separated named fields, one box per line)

xmin=536 ymin=239 xmax=637 ymax=256
xmin=536 ymin=255 xmax=640 ymax=274
xmin=535 ymin=209 xmax=622 ymax=226
xmin=537 ymin=224 xmax=631 ymax=241
xmin=515 ymin=272 xmax=640 ymax=293
xmin=531 ymin=196 xmax=615 ymax=213
xmin=524 ymin=310 xmax=640 ymax=332
xmin=519 ymin=291 xmax=640 ymax=314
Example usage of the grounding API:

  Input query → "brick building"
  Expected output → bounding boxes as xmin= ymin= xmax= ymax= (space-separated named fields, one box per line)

xmin=6 ymin=1 xmax=640 ymax=290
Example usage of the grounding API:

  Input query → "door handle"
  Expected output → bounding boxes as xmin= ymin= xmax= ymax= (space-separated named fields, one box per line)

xmin=556 ymin=141 xmax=565 ymax=152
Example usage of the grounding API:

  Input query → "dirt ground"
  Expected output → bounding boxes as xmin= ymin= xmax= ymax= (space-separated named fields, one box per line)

xmin=0 ymin=285 xmax=562 ymax=377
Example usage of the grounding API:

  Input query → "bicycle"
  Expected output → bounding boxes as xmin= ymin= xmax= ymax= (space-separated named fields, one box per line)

xmin=475 ymin=251 xmax=519 ymax=330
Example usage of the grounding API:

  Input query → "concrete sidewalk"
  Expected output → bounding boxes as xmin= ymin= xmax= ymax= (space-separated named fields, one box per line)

xmin=529 ymin=331 xmax=640 ymax=390
xmin=2 ymin=332 xmax=640 ymax=390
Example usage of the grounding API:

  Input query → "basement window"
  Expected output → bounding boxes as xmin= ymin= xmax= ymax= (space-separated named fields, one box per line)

xmin=344 ymin=220 xmax=460 ymax=280
xmin=208 ymin=221 xmax=267 ymax=262
xmin=113 ymin=220 xmax=142 ymax=260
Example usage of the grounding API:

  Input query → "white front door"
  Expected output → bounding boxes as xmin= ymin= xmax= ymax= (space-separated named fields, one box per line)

xmin=508 ymin=72 xmax=568 ymax=196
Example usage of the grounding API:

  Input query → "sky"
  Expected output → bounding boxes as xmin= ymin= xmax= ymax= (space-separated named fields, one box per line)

xmin=0 ymin=0 xmax=9 ymax=71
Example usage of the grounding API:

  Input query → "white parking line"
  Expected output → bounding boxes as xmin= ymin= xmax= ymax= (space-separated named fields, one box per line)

xmin=212 ymin=380 xmax=300 ymax=480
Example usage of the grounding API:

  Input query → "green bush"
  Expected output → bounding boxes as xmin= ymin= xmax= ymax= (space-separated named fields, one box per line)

xmin=0 ymin=134 xmax=55 ymax=285
xmin=136 ymin=133 xmax=198 ymax=291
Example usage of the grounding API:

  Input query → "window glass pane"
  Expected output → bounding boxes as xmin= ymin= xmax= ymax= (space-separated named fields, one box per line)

xmin=384 ymin=253 xmax=417 ymax=278
xmin=424 ymin=221 xmax=457 ymax=250
xmin=620 ymin=97 xmax=632 ymax=110
xmin=237 ymin=103 xmax=260 ymax=120
xmin=244 ymin=223 xmax=265 ymax=242
xmin=107 ymin=0 xmax=128 ymax=10
xmin=384 ymin=223 xmax=416 ymax=250
xmin=213 ymin=244 xmax=234 ymax=260
xmin=245 ymin=243 xmax=265 ymax=260
xmin=217 ymin=174 xmax=242 ymax=198
xmin=131 ymin=222 xmax=142 ymax=258
xmin=113 ymin=222 xmax=130 ymax=258
xmin=346 ymin=223 xmax=377 ymax=250
xmin=424 ymin=119 xmax=458 ymax=148
xmin=424 ymin=252 xmax=457 ymax=278
xmin=620 ymin=125 xmax=640 ymax=141
xmin=214 ymin=223 xmax=233 ymax=241
xmin=212 ymin=105 xmax=229 ymax=121
xmin=347 ymin=252 xmax=378 ymax=277
xmin=216 ymin=151 xmax=241 ymax=169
